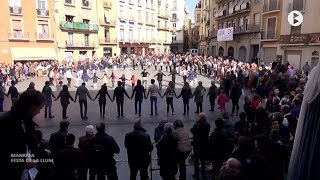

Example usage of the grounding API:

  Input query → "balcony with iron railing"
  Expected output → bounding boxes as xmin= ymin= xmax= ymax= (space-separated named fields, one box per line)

xmin=209 ymin=31 xmax=217 ymax=38
xmin=65 ymin=41 xmax=95 ymax=48
xmin=64 ymin=0 xmax=75 ymax=7
xmin=60 ymin=21 xmax=99 ymax=32
xmin=99 ymin=18 xmax=116 ymax=27
xmin=37 ymin=9 xmax=49 ymax=17
xmin=99 ymin=38 xmax=117 ymax=44
xmin=9 ymin=6 xmax=22 ymax=15
xmin=36 ymin=33 xmax=54 ymax=41
xmin=103 ymin=0 xmax=112 ymax=8
xmin=137 ymin=18 xmax=143 ymax=24
xmin=261 ymin=30 xmax=279 ymax=41
xmin=8 ymin=32 xmax=29 ymax=40
xmin=263 ymin=0 xmax=281 ymax=13
xmin=217 ymin=4 xmax=250 ymax=20
xmin=158 ymin=24 xmax=169 ymax=31
xmin=170 ymin=17 xmax=179 ymax=22
xmin=146 ymin=21 xmax=155 ymax=26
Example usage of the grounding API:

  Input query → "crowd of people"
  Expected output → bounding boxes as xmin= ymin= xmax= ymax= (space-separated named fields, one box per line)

xmin=0 ymin=53 xmax=311 ymax=180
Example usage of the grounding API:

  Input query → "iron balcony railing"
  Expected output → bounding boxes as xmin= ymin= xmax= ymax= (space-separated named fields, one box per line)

xmin=36 ymin=33 xmax=54 ymax=40
xmin=263 ymin=0 xmax=281 ymax=12
xmin=65 ymin=41 xmax=95 ymax=48
xmin=36 ymin=9 xmax=49 ymax=16
xmin=60 ymin=21 xmax=99 ymax=32
xmin=8 ymin=32 xmax=29 ymax=40
xmin=9 ymin=6 xmax=22 ymax=14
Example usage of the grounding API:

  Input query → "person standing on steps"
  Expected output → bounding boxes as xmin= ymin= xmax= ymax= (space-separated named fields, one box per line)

xmin=141 ymin=69 xmax=150 ymax=88
xmin=75 ymin=82 xmax=93 ymax=120
xmin=193 ymin=81 xmax=206 ymax=113
xmin=208 ymin=80 xmax=218 ymax=111
xmin=146 ymin=79 xmax=162 ymax=116
xmin=154 ymin=69 xmax=166 ymax=90
xmin=162 ymin=81 xmax=177 ymax=115
xmin=131 ymin=80 xmax=146 ymax=117
xmin=42 ymin=81 xmax=56 ymax=119
xmin=94 ymin=83 xmax=112 ymax=119
xmin=113 ymin=81 xmax=130 ymax=118
xmin=55 ymin=85 xmax=75 ymax=119
xmin=177 ymin=82 xmax=193 ymax=115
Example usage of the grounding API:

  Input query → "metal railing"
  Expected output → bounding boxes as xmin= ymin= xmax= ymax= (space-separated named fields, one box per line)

xmin=9 ymin=6 xmax=22 ymax=14
xmin=262 ymin=30 xmax=279 ymax=40
xmin=60 ymin=21 xmax=99 ymax=32
xmin=65 ymin=41 xmax=95 ymax=48
xmin=99 ymin=38 xmax=117 ymax=44
xmin=263 ymin=0 xmax=281 ymax=12
xmin=36 ymin=33 xmax=54 ymax=40
xmin=8 ymin=32 xmax=29 ymax=39
xmin=36 ymin=9 xmax=49 ymax=16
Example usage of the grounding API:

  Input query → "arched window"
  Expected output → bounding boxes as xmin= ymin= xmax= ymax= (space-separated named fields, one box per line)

xmin=218 ymin=47 xmax=224 ymax=57
xmin=227 ymin=46 xmax=234 ymax=58
xmin=238 ymin=46 xmax=247 ymax=62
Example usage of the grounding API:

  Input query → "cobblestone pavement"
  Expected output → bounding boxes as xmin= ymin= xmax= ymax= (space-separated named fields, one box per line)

xmin=2 ymin=66 xmax=248 ymax=180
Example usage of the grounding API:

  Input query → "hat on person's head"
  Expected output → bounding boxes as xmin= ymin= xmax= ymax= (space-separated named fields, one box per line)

xmin=85 ymin=125 xmax=95 ymax=135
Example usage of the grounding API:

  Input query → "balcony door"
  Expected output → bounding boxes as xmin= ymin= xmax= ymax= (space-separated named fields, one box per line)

xmin=67 ymin=33 xmax=73 ymax=45
xmin=266 ymin=17 xmax=276 ymax=39
xmin=37 ymin=0 xmax=47 ymax=9
xmin=105 ymin=29 xmax=110 ymax=42
xmin=84 ymin=34 xmax=89 ymax=46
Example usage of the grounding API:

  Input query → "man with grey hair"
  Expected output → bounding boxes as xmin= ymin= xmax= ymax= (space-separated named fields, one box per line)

xmin=78 ymin=125 xmax=95 ymax=180
xmin=190 ymin=112 xmax=211 ymax=178
xmin=225 ymin=158 xmax=241 ymax=171
xmin=156 ymin=122 xmax=178 ymax=180
xmin=125 ymin=119 xmax=153 ymax=180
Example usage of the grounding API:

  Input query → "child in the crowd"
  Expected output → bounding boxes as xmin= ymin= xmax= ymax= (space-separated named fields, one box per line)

xmin=218 ymin=90 xmax=229 ymax=113
xmin=110 ymin=72 xmax=117 ymax=88
xmin=102 ymin=73 xmax=109 ymax=87
xmin=130 ymin=75 xmax=137 ymax=90
xmin=91 ymin=73 xmax=100 ymax=89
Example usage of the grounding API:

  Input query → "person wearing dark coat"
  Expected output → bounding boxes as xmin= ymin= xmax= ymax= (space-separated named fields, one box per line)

xmin=230 ymin=82 xmax=242 ymax=116
xmin=88 ymin=123 xmax=120 ymax=180
xmin=54 ymin=133 xmax=84 ymax=180
xmin=190 ymin=112 xmax=211 ymax=178
xmin=210 ymin=118 xmax=233 ymax=175
xmin=154 ymin=69 xmax=166 ymax=90
xmin=55 ymin=85 xmax=75 ymax=119
xmin=156 ymin=122 xmax=178 ymax=180
xmin=113 ymin=81 xmax=130 ymax=117
xmin=177 ymin=82 xmax=193 ymax=115
xmin=125 ymin=119 xmax=153 ymax=180
xmin=0 ymin=90 xmax=46 ymax=180
xmin=78 ymin=125 xmax=95 ymax=180
xmin=154 ymin=119 xmax=168 ymax=143
xmin=131 ymin=80 xmax=146 ymax=116
xmin=234 ymin=112 xmax=249 ymax=136
xmin=48 ymin=120 xmax=70 ymax=156
xmin=94 ymin=83 xmax=112 ymax=119
xmin=208 ymin=80 xmax=218 ymax=111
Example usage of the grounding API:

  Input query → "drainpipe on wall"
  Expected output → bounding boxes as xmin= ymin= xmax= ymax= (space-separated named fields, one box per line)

xmin=258 ymin=0 xmax=264 ymax=66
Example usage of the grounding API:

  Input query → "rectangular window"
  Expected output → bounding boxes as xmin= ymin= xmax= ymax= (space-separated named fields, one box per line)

xmin=129 ymin=8 xmax=133 ymax=20
xmin=82 ymin=0 xmax=90 ymax=7
xmin=9 ymin=0 xmax=21 ymax=6
xmin=120 ymin=29 xmax=124 ymax=41
xmin=37 ymin=0 xmax=47 ymax=9
xmin=151 ymin=13 xmax=154 ymax=24
xmin=245 ymin=16 xmax=249 ymax=31
xmin=84 ymin=34 xmax=89 ymax=46
xmin=172 ymin=35 xmax=176 ymax=41
xmin=238 ymin=17 xmax=244 ymax=32
xmin=37 ymin=20 xmax=49 ymax=38
xmin=173 ymin=23 xmax=176 ymax=28
xmin=11 ymin=19 xmax=23 ymax=38
xmin=146 ymin=13 xmax=149 ymax=23
xmin=197 ymin=14 xmax=200 ymax=22
xmin=66 ymin=15 xmax=74 ymax=22
xmin=67 ymin=32 xmax=73 ymax=44
xmin=266 ymin=17 xmax=276 ymax=39
xmin=83 ymin=19 xmax=90 ymax=24
xmin=254 ymin=13 xmax=260 ymax=24
xmin=104 ymin=29 xmax=110 ymax=41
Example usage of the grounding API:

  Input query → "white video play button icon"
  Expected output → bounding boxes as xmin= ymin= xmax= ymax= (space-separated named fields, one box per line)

xmin=288 ymin=10 xmax=303 ymax=27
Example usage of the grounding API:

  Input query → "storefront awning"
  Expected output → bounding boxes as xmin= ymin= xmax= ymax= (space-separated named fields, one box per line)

xmin=10 ymin=47 xmax=57 ymax=61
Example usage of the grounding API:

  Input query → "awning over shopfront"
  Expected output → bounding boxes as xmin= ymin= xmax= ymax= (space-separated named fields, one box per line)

xmin=10 ymin=47 xmax=57 ymax=61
